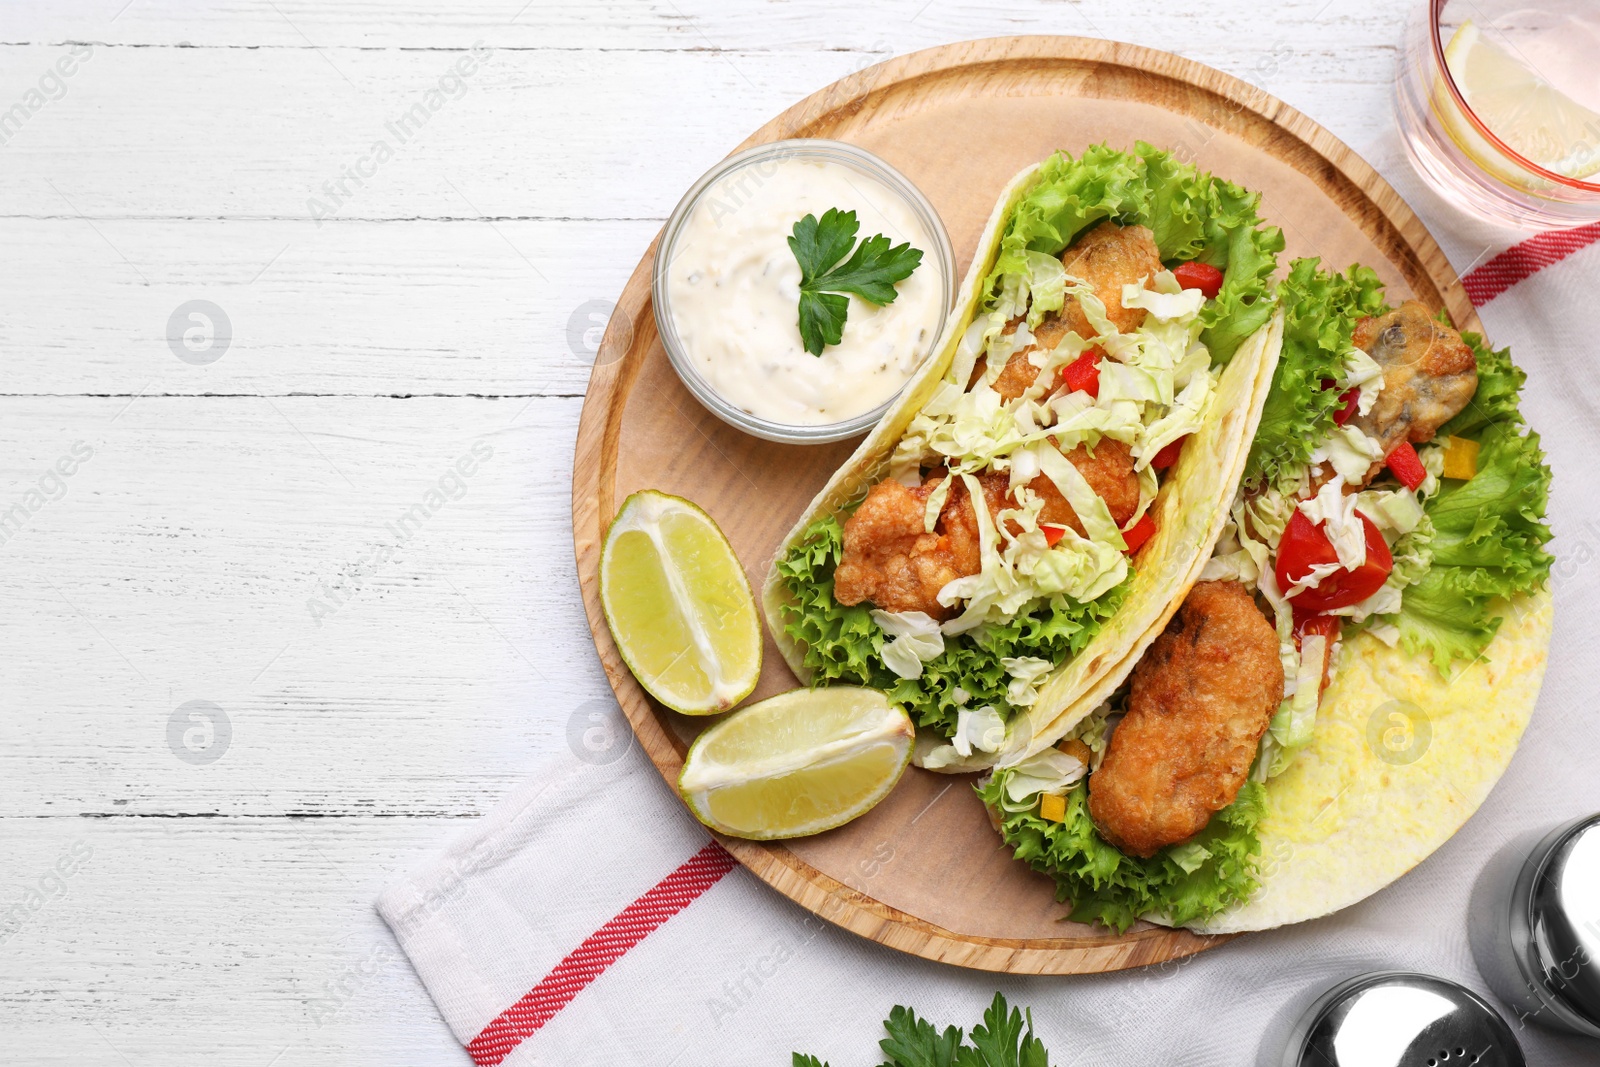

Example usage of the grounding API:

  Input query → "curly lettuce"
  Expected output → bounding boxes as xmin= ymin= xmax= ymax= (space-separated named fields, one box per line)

xmin=981 ymin=142 xmax=1284 ymax=364
xmin=775 ymin=515 xmax=1127 ymax=737
xmin=979 ymin=771 xmax=1266 ymax=932
xmin=1244 ymin=258 xmax=1389 ymax=491
xmin=1388 ymin=425 xmax=1553 ymax=672
xmin=1437 ymin=331 xmax=1527 ymax=438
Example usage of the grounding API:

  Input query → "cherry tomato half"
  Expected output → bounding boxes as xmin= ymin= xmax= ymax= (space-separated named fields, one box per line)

xmin=1060 ymin=347 xmax=1103 ymax=398
xmin=1172 ymin=261 xmax=1224 ymax=299
xmin=1274 ymin=509 xmax=1393 ymax=612
xmin=1294 ymin=611 xmax=1342 ymax=648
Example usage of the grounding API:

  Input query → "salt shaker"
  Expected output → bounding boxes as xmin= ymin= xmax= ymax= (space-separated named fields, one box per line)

xmin=1261 ymin=971 xmax=1524 ymax=1066
xmin=1469 ymin=812 xmax=1600 ymax=1039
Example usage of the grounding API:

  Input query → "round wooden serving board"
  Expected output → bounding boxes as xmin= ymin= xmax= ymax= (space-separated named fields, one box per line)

xmin=572 ymin=35 xmax=1478 ymax=974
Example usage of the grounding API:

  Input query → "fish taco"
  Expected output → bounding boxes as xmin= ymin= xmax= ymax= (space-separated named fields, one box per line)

xmin=981 ymin=257 xmax=1555 ymax=932
xmin=763 ymin=143 xmax=1287 ymax=774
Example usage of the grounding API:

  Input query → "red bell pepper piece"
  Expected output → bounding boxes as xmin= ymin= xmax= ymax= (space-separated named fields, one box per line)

xmin=1060 ymin=347 xmax=1102 ymax=398
xmin=1151 ymin=435 xmax=1188 ymax=470
xmin=1172 ymin=261 xmax=1224 ymax=299
xmin=1333 ymin=388 xmax=1360 ymax=426
xmin=1121 ymin=513 xmax=1156 ymax=554
xmin=1385 ymin=441 xmax=1427 ymax=490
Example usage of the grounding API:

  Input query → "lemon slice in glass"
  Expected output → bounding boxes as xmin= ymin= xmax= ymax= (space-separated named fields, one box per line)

xmin=600 ymin=490 xmax=760 ymax=715
xmin=1441 ymin=19 xmax=1600 ymax=181
xmin=678 ymin=687 xmax=914 ymax=840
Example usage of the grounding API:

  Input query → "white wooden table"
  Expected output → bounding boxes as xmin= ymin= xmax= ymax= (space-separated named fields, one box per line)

xmin=0 ymin=2 xmax=1519 ymax=1062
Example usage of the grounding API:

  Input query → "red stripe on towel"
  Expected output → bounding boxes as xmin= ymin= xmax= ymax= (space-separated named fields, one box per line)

xmin=1462 ymin=222 xmax=1600 ymax=306
xmin=466 ymin=841 xmax=737 ymax=1066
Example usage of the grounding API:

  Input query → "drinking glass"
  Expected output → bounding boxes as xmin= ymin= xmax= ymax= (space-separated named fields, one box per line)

xmin=1396 ymin=0 xmax=1600 ymax=229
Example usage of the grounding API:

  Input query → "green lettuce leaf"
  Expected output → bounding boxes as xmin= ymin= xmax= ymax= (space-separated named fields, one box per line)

xmin=1391 ymin=422 xmax=1553 ymax=672
xmin=774 ymin=515 xmax=1127 ymax=738
xmin=773 ymin=514 xmax=891 ymax=692
xmin=1195 ymin=169 xmax=1286 ymax=364
xmin=977 ymin=773 xmax=1266 ymax=932
xmin=1383 ymin=327 xmax=1552 ymax=673
xmin=1244 ymin=258 xmax=1388 ymax=491
xmin=1436 ymin=332 xmax=1526 ymax=439
xmin=980 ymin=142 xmax=1284 ymax=365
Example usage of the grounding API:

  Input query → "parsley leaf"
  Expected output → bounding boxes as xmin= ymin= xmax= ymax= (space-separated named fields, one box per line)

xmin=791 ymin=994 xmax=1050 ymax=1067
xmin=958 ymin=994 xmax=1050 ymax=1067
xmin=788 ymin=207 xmax=923 ymax=355
xmin=878 ymin=1003 xmax=964 ymax=1067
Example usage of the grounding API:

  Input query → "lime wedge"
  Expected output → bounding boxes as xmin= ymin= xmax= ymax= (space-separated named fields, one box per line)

xmin=600 ymin=491 xmax=760 ymax=715
xmin=678 ymin=687 xmax=914 ymax=840
xmin=1442 ymin=19 xmax=1600 ymax=181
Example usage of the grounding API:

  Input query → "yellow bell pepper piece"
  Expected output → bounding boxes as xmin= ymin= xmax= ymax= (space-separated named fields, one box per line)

xmin=1441 ymin=435 xmax=1479 ymax=480
xmin=1039 ymin=793 xmax=1067 ymax=823
xmin=1058 ymin=738 xmax=1093 ymax=764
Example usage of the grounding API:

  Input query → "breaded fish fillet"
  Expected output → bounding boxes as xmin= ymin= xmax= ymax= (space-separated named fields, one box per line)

xmin=1350 ymin=300 xmax=1478 ymax=464
xmin=832 ymin=473 xmax=1001 ymax=620
xmin=834 ymin=438 xmax=1138 ymax=617
xmin=1088 ymin=580 xmax=1283 ymax=858
xmin=1027 ymin=439 xmax=1140 ymax=536
xmin=974 ymin=222 xmax=1163 ymax=401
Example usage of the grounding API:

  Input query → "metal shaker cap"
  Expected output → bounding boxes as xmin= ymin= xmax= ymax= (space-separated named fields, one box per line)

xmin=1527 ymin=814 xmax=1600 ymax=1027
xmin=1286 ymin=971 xmax=1523 ymax=1067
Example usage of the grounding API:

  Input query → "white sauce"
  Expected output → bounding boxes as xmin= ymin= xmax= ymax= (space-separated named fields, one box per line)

xmin=666 ymin=158 xmax=945 ymax=426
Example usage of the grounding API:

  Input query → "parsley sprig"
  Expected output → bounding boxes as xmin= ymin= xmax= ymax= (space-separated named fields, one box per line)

xmin=788 ymin=207 xmax=924 ymax=356
xmin=793 ymin=992 xmax=1051 ymax=1067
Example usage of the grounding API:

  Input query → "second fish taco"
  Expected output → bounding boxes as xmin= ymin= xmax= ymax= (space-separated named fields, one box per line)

xmin=763 ymin=143 xmax=1287 ymax=773
xmin=980 ymin=258 xmax=1555 ymax=932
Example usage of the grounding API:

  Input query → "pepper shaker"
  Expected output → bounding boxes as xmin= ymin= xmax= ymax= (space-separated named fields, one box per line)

xmin=1469 ymin=812 xmax=1600 ymax=1039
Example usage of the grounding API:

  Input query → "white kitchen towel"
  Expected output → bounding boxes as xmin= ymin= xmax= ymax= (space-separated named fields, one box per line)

xmin=379 ymin=217 xmax=1600 ymax=1067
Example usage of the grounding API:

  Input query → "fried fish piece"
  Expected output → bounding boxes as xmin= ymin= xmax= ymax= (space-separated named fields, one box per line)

xmin=1027 ymin=439 xmax=1141 ymax=536
xmin=1350 ymin=300 xmax=1478 ymax=465
xmin=832 ymin=472 xmax=1006 ymax=620
xmin=973 ymin=222 xmax=1163 ymax=401
xmin=834 ymin=438 xmax=1138 ymax=619
xmin=1088 ymin=580 xmax=1283 ymax=858
xmin=1058 ymin=220 xmax=1164 ymax=340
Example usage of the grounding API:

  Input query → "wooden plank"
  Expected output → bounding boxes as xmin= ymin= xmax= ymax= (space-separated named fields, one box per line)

xmin=3 ymin=0 xmax=1402 ymax=58
xmin=0 ymin=44 xmax=875 ymax=220
xmin=0 ymin=815 xmax=469 ymax=1065
xmin=0 ymin=22 xmax=1402 ymax=222
xmin=0 ymin=395 xmax=611 ymax=816
xmin=0 ymin=217 xmax=652 ymax=395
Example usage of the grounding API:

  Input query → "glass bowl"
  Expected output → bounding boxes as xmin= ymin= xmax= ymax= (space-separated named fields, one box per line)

xmin=651 ymin=139 xmax=957 ymax=445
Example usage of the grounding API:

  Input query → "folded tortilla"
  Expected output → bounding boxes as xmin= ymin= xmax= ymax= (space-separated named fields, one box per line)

xmin=1164 ymin=588 xmax=1552 ymax=933
xmin=761 ymin=160 xmax=1285 ymax=773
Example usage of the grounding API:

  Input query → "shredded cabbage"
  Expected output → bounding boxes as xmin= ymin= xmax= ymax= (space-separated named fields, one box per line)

xmin=869 ymin=609 xmax=945 ymax=680
xmin=1000 ymin=748 xmax=1087 ymax=802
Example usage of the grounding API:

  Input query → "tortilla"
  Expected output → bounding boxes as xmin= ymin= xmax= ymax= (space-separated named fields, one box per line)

xmin=761 ymin=160 xmax=1284 ymax=772
xmin=1161 ymin=588 xmax=1553 ymax=933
